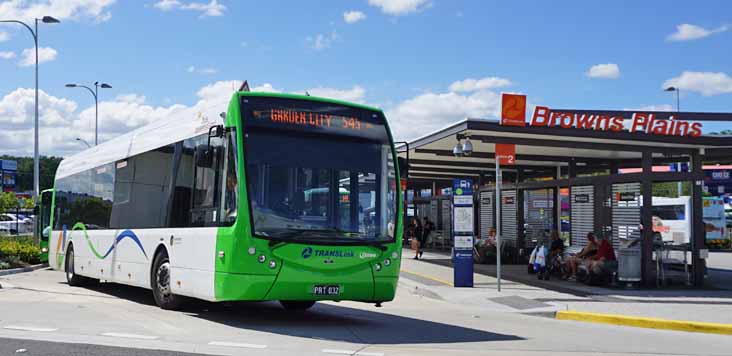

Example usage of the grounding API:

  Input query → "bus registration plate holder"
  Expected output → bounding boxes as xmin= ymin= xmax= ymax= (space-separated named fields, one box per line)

xmin=313 ymin=285 xmax=340 ymax=296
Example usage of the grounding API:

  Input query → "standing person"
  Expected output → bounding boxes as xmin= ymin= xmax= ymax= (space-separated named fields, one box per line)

xmin=420 ymin=217 xmax=434 ymax=258
xmin=412 ymin=218 xmax=423 ymax=260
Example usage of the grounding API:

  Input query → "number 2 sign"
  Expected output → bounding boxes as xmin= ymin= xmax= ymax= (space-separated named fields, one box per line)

xmin=495 ymin=143 xmax=516 ymax=165
xmin=501 ymin=93 xmax=526 ymax=127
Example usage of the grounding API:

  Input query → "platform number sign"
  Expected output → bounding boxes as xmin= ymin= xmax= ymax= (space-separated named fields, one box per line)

xmin=495 ymin=144 xmax=516 ymax=165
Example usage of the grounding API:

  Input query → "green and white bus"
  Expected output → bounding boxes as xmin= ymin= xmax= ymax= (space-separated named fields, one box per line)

xmin=48 ymin=91 xmax=402 ymax=310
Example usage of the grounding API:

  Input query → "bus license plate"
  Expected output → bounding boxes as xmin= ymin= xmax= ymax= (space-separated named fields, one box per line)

xmin=313 ymin=285 xmax=340 ymax=296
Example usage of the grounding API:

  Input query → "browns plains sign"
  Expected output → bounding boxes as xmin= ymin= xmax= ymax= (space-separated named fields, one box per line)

xmin=530 ymin=106 xmax=702 ymax=137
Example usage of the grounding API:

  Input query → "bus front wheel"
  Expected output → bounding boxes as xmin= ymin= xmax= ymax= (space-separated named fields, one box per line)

xmin=280 ymin=301 xmax=316 ymax=311
xmin=152 ymin=252 xmax=182 ymax=310
xmin=65 ymin=246 xmax=92 ymax=287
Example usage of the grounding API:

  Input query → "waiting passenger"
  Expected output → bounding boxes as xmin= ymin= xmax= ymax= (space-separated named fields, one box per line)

xmin=587 ymin=235 xmax=617 ymax=275
xmin=564 ymin=232 xmax=597 ymax=280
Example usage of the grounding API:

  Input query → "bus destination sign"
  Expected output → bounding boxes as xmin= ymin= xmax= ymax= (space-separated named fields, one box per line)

xmin=264 ymin=109 xmax=374 ymax=132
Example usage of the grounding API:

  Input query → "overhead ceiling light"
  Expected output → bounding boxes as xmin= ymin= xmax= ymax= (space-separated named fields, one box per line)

xmin=453 ymin=140 xmax=463 ymax=157
xmin=462 ymin=138 xmax=473 ymax=156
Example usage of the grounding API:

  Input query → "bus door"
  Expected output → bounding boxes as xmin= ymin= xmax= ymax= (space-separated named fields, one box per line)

xmin=37 ymin=189 xmax=54 ymax=263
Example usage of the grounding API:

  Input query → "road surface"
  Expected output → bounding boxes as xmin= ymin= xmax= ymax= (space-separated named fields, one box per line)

xmin=0 ymin=269 xmax=730 ymax=355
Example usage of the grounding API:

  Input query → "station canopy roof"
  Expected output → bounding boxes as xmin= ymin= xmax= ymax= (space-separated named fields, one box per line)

xmin=397 ymin=118 xmax=732 ymax=182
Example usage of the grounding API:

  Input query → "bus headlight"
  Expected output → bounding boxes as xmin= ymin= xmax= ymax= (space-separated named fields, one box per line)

xmin=383 ymin=259 xmax=391 ymax=266
xmin=258 ymin=255 xmax=266 ymax=263
xmin=375 ymin=263 xmax=382 ymax=271
xmin=268 ymin=260 xmax=277 ymax=269
xmin=41 ymin=247 xmax=48 ymax=253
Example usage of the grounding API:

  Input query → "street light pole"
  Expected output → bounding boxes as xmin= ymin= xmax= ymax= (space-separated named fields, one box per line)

xmin=665 ymin=86 xmax=683 ymax=196
xmin=0 ymin=16 xmax=60 ymax=202
xmin=65 ymin=82 xmax=112 ymax=146
xmin=75 ymin=137 xmax=91 ymax=148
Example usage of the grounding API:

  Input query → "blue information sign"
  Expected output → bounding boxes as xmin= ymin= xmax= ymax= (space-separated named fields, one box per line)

xmin=452 ymin=178 xmax=474 ymax=287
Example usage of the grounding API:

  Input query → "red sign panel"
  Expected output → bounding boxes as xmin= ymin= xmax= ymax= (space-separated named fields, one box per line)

xmin=501 ymin=94 xmax=527 ymax=127
xmin=495 ymin=143 xmax=516 ymax=165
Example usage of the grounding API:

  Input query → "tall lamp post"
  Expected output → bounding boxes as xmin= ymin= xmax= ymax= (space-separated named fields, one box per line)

xmin=665 ymin=86 xmax=683 ymax=196
xmin=65 ymin=82 xmax=112 ymax=146
xmin=0 ymin=16 xmax=60 ymax=202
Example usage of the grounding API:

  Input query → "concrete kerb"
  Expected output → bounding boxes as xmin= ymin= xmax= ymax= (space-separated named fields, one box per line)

xmin=0 ymin=263 xmax=47 ymax=279
xmin=556 ymin=310 xmax=732 ymax=335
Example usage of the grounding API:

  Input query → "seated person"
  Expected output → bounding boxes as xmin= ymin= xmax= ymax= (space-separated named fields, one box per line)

xmin=548 ymin=230 xmax=564 ymax=258
xmin=564 ymin=232 xmax=598 ymax=279
xmin=475 ymin=228 xmax=497 ymax=262
xmin=587 ymin=235 xmax=617 ymax=275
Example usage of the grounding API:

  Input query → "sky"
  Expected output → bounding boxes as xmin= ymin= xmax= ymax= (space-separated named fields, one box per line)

xmin=1 ymin=0 xmax=731 ymax=157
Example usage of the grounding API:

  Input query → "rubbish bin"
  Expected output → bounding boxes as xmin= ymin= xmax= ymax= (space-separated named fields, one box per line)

xmin=618 ymin=247 xmax=641 ymax=282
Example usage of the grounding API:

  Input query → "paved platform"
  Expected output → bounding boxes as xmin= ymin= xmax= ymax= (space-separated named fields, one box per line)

xmin=401 ymin=250 xmax=732 ymax=325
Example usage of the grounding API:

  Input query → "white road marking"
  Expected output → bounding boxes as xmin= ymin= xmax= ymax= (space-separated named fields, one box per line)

xmin=3 ymin=326 xmax=58 ymax=332
xmin=100 ymin=332 xmax=159 ymax=340
xmin=322 ymin=350 xmax=383 ymax=356
xmin=208 ymin=341 xmax=267 ymax=349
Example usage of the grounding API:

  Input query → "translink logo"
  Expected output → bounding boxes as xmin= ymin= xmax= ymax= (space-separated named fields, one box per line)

xmin=301 ymin=247 xmax=354 ymax=259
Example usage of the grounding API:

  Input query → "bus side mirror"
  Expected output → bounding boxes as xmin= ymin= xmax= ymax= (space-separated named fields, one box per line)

xmin=195 ymin=144 xmax=213 ymax=168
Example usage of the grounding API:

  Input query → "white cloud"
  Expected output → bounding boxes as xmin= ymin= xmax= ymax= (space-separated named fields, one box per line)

xmin=0 ymin=81 xmax=371 ymax=156
xmin=585 ymin=63 xmax=620 ymax=79
xmin=306 ymin=31 xmax=339 ymax=50
xmin=307 ymin=86 xmax=366 ymax=103
xmin=387 ymin=90 xmax=501 ymax=140
xmin=18 ymin=47 xmax=57 ymax=67
xmin=343 ymin=10 xmax=366 ymax=24
xmin=0 ymin=0 xmax=116 ymax=23
xmin=153 ymin=0 xmax=181 ymax=11
xmin=0 ymin=87 xmax=77 ymax=129
xmin=252 ymin=83 xmax=280 ymax=92
xmin=186 ymin=65 xmax=218 ymax=74
xmin=448 ymin=76 xmax=512 ymax=92
xmin=666 ymin=24 xmax=729 ymax=42
xmin=0 ymin=51 xmax=16 ymax=59
xmin=152 ymin=0 xmax=225 ymax=17
xmin=368 ymin=0 xmax=430 ymax=16
xmin=0 ymin=31 xmax=9 ymax=42
xmin=663 ymin=71 xmax=732 ymax=96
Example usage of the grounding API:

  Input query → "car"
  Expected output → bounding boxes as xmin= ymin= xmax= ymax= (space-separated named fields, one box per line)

xmin=0 ymin=214 xmax=32 ymax=234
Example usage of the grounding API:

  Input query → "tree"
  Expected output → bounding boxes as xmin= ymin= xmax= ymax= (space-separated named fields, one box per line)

xmin=0 ymin=192 xmax=18 ymax=214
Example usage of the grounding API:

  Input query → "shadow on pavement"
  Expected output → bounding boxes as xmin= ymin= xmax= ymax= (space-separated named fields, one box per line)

xmin=420 ymin=256 xmax=732 ymax=300
xmin=82 ymin=281 xmax=524 ymax=345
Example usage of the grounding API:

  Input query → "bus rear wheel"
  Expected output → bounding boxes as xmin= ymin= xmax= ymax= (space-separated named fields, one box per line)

xmin=152 ymin=252 xmax=181 ymax=310
xmin=280 ymin=301 xmax=316 ymax=311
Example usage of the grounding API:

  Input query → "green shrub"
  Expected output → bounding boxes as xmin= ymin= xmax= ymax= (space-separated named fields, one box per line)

xmin=0 ymin=237 xmax=41 ymax=265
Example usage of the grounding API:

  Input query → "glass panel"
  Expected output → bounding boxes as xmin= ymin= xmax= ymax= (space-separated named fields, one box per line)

xmin=221 ymin=130 xmax=238 ymax=226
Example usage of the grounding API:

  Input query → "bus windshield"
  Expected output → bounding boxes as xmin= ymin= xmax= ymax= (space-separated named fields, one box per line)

xmin=241 ymin=96 xmax=397 ymax=243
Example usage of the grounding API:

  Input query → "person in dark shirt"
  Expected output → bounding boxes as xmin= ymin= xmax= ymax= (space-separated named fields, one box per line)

xmin=549 ymin=230 xmax=564 ymax=255
xmin=419 ymin=217 xmax=434 ymax=258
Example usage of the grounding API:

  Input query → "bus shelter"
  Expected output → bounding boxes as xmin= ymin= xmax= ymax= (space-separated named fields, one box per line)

xmin=398 ymin=109 xmax=732 ymax=287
